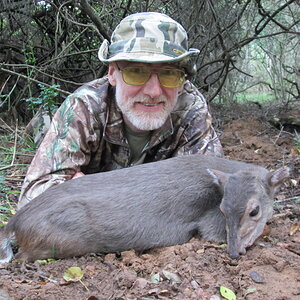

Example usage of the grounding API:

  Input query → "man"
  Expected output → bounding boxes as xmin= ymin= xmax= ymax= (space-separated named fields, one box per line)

xmin=18 ymin=12 xmax=223 ymax=208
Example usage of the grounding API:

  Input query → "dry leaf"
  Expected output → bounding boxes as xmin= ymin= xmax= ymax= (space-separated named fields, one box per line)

xmin=290 ymin=148 xmax=300 ymax=155
xmin=63 ymin=266 xmax=84 ymax=282
xmin=290 ymin=179 xmax=298 ymax=187
xmin=289 ymin=224 xmax=300 ymax=236
xmin=293 ymin=236 xmax=300 ymax=243
xmin=196 ymin=248 xmax=205 ymax=254
xmin=162 ymin=270 xmax=182 ymax=283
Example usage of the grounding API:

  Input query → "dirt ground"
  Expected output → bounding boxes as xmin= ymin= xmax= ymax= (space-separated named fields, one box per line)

xmin=0 ymin=102 xmax=299 ymax=300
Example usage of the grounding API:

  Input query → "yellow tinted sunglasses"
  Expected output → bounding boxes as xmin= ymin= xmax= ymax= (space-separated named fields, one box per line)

xmin=116 ymin=64 xmax=186 ymax=88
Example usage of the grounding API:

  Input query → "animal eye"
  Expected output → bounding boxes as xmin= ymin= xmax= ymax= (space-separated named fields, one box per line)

xmin=249 ymin=205 xmax=260 ymax=217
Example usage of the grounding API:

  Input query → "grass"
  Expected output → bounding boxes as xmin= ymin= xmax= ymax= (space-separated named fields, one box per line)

xmin=215 ymin=91 xmax=276 ymax=104
xmin=235 ymin=92 xmax=276 ymax=103
xmin=293 ymin=133 xmax=300 ymax=151
xmin=0 ymin=177 xmax=18 ymax=226
xmin=0 ymin=128 xmax=35 ymax=226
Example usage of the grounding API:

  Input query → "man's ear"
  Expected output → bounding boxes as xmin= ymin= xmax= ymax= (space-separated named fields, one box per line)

xmin=177 ymin=81 xmax=185 ymax=93
xmin=108 ymin=63 xmax=117 ymax=86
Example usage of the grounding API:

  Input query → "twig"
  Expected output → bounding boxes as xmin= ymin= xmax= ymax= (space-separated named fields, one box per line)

xmin=275 ymin=196 xmax=300 ymax=203
xmin=0 ymin=164 xmax=29 ymax=171
xmin=2 ymin=176 xmax=26 ymax=181
xmin=2 ymin=63 xmax=81 ymax=87
xmin=0 ymin=67 xmax=71 ymax=95
xmin=0 ymin=151 xmax=35 ymax=157
xmin=0 ymin=74 xmax=11 ymax=96
xmin=0 ymin=117 xmax=15 ymax=133
xmin=38 ymin=273 xmax=58 ymax=284
xmin=10 ymin=121 xmax=18 ymax=166
xmin=272 ymin=125 xmax=284 ymax=145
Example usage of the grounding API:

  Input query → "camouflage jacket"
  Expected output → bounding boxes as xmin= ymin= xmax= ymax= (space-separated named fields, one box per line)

xmin=18 ymin=77 xmax=223 ymax=208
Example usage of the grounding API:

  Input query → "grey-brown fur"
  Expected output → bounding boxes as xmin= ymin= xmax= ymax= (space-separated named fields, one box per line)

xmin=0 ymin=154 xmax=289 ymax=263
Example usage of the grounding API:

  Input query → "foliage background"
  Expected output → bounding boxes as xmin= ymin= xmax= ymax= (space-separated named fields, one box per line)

xmin=0 ymin=0 xmax=299 ymax=121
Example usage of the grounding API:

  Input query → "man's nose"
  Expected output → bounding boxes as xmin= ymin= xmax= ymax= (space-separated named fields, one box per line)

xmin=142 ymin=73 xmax=163 ymax=98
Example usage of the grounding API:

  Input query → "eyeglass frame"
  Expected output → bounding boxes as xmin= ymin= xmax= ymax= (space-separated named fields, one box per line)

xmin=114 ymin=62 xmax=187 ymax=88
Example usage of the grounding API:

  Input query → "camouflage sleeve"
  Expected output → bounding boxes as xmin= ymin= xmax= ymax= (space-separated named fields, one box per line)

xmin=18 ymin=93 xmax=101 ymax=208
xmin=173 ymin=82 xmax=223 ymax=157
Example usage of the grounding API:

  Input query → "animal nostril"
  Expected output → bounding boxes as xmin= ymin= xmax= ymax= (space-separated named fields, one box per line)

xmin=239 ymin=247 xmax=247 ymax=255
xmin=229 ymin=252 xmax=240 ymax=260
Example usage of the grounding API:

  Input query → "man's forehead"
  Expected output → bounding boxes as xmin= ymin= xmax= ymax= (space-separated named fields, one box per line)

xmin=113 ymin=61 xmax=181 ymax=69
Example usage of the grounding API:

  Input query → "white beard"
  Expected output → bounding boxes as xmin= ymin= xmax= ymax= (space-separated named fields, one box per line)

xmin=115 ymin=85 xmax=177 ymax=131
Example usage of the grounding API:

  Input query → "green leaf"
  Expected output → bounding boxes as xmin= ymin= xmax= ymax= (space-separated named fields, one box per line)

xmin=37 ymin=258 xmax=57 ymax=265
xmin=7 ymin=190 xmax=21 ymax=195
xmin=219 ymin=286 xmax=236 ymax=300
xmin=63 ymin=266 xmax=84 ymax=282
xmin=150 ymin=273 xmax=160 ymax=284
xmin=244 ymin=287 xmax=257 ymax=297
xmin=0 ymin=206 xmax=10 ymax=211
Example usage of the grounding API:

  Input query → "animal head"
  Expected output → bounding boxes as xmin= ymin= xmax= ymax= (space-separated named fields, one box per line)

xmin=208 ymin=166 xmax=290 ymax=259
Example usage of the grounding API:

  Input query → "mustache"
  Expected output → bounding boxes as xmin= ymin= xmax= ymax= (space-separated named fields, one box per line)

xmin=132 ymin=95 xmax=168 ymax=104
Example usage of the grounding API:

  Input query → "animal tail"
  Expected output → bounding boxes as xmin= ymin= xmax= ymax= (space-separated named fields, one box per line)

xmin=0 ymin=227 xmax=14 ymax=264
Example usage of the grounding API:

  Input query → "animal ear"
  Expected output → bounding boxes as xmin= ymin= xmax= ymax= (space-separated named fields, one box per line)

xmin=266 ymin=166 xmax=290 ymax=187
xmin=206 ymin=169 xmax=229 ymax=188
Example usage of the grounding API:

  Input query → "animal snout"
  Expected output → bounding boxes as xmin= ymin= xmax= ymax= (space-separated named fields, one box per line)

xmin=229 ymin=251 xmax=240 ymax=260
xmin=229 ymin=246 xmax=247 ymax=259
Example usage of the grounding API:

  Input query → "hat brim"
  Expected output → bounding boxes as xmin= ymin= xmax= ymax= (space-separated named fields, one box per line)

xmin=98 ymin=39 xmax=199 ymax=65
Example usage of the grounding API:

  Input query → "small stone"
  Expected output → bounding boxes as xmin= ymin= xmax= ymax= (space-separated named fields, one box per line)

xmin=133 ymin=278 xmax=149 ymax=289
xmin=104 ymin=253 xmax=116 ymax=263
xmin=249 ymin=270 xmax=265 ymax=283
xmin=274 ymin=260 xmax=287 ymax=272
xmin=0 ymin=288 xmax=14 ymax=300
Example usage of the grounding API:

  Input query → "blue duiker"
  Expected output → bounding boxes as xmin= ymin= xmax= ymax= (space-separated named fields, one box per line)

xmin=0 ymin=154 xmax=289 ymax=263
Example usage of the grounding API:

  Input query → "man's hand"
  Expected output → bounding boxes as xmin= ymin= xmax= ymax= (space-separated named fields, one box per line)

xmin=72 ymin=172 xmax=85 ymax=179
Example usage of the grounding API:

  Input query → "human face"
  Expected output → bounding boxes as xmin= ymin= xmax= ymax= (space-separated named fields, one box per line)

xmin=108 ymin=62 xmax=185 ymax=131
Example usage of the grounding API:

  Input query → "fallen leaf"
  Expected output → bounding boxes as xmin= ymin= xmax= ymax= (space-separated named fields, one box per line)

xmin=244 ymin=287 xmax=257 ymax=296
xmin=133 ymin=278 xmax=149 ymax=289
xmin=158 ymin=289 xmax=171 ymax=295
xmin=219 ymin=286 xmax=236 ymax=300
xmin=37 ymin=258 xmax=57 ymax=265
xmin=290 ymin=179 xmax=298 ymax=186
xmin=63 ymin=266 xmax=89 ymax=291
xmin=262 ymin=224 xmax=271 ymax=236
xmin=293 ymin=236 xmax=300 ymax=243
xmin=63 ymin=266 xmax=84 ymax=282
xmin=204 ymin=243 xmax=227 ymax=249
xmin=290 ymin=148 xmax=300 ymax=155
xmin=150 ymin=273 xmax=160 ymax=284
xmin=162 ymin=270 xmax=182 ymax=283
xmin=148 ymin=288 xmax=160 ymax=295
xmin=191 ymin=280 xmax=200 ymax=289
xmin=196 ymin=248 xmax=205 ymax=254
xmin=289 ymin=223 xmax=300 ymax=236
xmin=277 ymin=242 xmax=290 ymax=248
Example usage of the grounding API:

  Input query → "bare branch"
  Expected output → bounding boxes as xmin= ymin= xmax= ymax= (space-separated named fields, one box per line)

xmin=0 ymin=66 xmax=71 ymax=95
xmin=79 ymin=0 xmax=110 ymax=40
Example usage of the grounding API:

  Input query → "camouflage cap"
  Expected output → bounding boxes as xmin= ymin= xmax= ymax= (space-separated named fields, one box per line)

xmin=98 ymin=12 xmax=200 ymax=74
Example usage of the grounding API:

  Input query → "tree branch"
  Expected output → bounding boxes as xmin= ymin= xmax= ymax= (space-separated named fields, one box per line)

xmin=0 ymin=66 xmax=71 ymax=95
xmin=79 ymin=0 xmax=110 ymax=40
